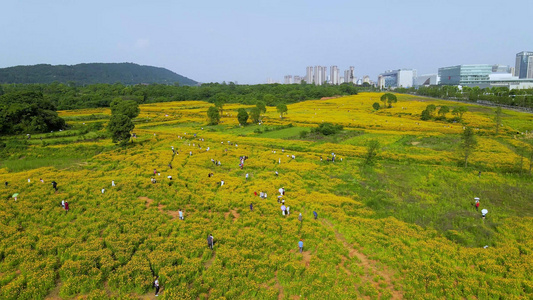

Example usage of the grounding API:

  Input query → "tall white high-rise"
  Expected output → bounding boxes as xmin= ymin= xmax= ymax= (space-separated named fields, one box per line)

xmin=284 ymin=75 xmax=293 ymax=84
xmin=330 ymin=66 xmax=339 ymax=85
xmin=314 ymin=66 xmax=327 ymax=85
xmin=306 ymin=66 xmax=313 ymax=83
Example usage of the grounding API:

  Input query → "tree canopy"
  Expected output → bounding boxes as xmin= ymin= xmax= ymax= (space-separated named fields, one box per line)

xmin=276 ymin=104 xmax=288 ymax=119
xmin=0 ymin=91 xmax=65 ymax=134
xmin=237 ymin=108 xmax=249 ymax=126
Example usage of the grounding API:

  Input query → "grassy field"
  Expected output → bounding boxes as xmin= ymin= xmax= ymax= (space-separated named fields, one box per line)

xmin=1 ymin=93 xmax=532 ymax=299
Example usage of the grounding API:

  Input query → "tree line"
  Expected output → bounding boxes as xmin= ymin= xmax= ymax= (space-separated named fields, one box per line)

xmin=0 ymin=81 xmax=359 ymax=111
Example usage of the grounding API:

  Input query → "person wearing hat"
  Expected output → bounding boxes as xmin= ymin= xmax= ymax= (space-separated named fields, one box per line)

xmin=475 ymin=198 xmax=480 ymax=211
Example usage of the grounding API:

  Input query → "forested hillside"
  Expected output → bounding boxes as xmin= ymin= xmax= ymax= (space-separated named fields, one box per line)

xmin=0 ymin=63 xmax=197 ymax=85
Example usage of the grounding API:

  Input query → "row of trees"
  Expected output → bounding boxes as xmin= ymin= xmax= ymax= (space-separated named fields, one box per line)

xmin=0 ymin=82 xmax=359 ymax=110
xmin=207 ymin=102 xmax=288 ymax=126
xmin=420 ymin=104 xmax=468 ymax=121
xmin=396 ymin=86 xmax=533 ymax=109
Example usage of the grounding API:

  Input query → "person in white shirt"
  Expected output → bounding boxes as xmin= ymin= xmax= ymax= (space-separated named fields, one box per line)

xmin=112 ymin=180 xmax=115 ymax=187
xmin=101 ymin=188 xmax=105 ymax=194
xmin=154 ymin=277 xmax=160 ymax=296
xmin=178 ymin=209 xmax=184 ymax=220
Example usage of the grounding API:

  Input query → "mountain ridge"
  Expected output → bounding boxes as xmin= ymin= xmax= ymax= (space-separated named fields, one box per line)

xmin=0 ymin=62 xmax=198 ymax=85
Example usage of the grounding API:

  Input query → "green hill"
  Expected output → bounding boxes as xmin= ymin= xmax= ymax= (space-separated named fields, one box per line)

xmin=0 ymin=63 xmax=197 ymax=85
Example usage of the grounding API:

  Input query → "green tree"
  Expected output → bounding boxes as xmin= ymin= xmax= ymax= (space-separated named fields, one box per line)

xmin=460 ymin=127 xmax=477 ymax=167
xmin=452 ymin=106 xmax=468 ymax=120
xmin=250 ymin=107 xmax=261 ymax=123
xmin=364 ymin=139 xmax=380 ymax=165
xmin=207 ymin=106 xmax=220 ymax=125
xmin=315 ymin=123 xmax=343 ymax=135
xmin=215 ymin=100 xmax=225 ymax=115
xmin=263 ymin=94 xmax=276 ymax=106
xmin=421 ymin=109 xmax=432 ymax=121
xmin=438 ymin=106 xmax=450 ymax=118
xmin=372 ymin=102 xmax=380 ymax=110
xmin=110 ymin=99 xmax=140 ymax=119
xmin=380 ymin=93 xmax=397 ymax=108
xmin=237 ymin=108 xmax=249 ymax=125
xmin=276 ymin=103 xmax=288 ymax=119
xmin=107 ymin=114 xmax=134 ymax=146
xmin=426 ymin=104 xmax=437 ymax=117
xmin=494 ymin=107 xmax=502 ymax=134
xmin=256 ymin=101 xmax=267 ymax=114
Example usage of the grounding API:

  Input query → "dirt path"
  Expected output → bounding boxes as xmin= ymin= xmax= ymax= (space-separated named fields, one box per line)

xmin=321 ymin=219 xmax=403 ymax=299
xmin=139 ymin=196 xmax=153 ymax=208
xmin=224 ymin=209 xmax=241 ymax=222
xmin=204 ymin=253 xmax=216 ymax=269
xmin=139 ymin=196 xmax=179 ymax=219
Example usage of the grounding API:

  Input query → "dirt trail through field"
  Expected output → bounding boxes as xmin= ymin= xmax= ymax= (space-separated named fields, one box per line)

xmin=321 ymin=219 xmax=402 ymax=300
xmin=224 ymin=209 xmax=240 ymax=222
xmin=204 ymin=253 xmax=216 ymax=269
xmin=139 ymin=196 xmax=179 ymax=219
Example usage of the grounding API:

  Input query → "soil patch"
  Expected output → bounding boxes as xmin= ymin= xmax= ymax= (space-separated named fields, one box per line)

xmin=139 ymin=196 xmax=154 ymax=208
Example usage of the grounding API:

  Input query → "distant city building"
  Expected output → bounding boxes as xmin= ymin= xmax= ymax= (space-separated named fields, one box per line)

xmin=294 ymin=75 xmax=302 ymax=84
xmin=306 ymin=66 xmax=313 ymax=83
xmin=363 ymin=75 xmax=370 ymax=84
xmin=377 ymin=75 xmax=384 ymax=88
xmin=378 ymin=69 xmax=416 ymax=88
xmin=439 ymin=63 xmax=533 ymax=89
xmin=343 ymin=66 xmax=355 ymax=84
xmin=284 ymin=75 xmax=293 ymax=84
xmin=515 ymin=51 xmax=533 ymax=78
xmin=492 ymin=64 xmax=511 ymax=73
xmin=330 ymin=66 xmax=339 ymax=85
xmin=415 ymin=74 xmax=439 ymax=87
xmin=313 ymin=66 xmax=327 ymax=85
xmin=438 ymin=65 xmax=492 ymax=86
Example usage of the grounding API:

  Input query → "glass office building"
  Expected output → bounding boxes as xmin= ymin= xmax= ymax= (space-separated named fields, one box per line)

xmin=515 ymin=51 xmax=533 ymax=79
xmin=438 ymin=65 xmax=492 ymax=86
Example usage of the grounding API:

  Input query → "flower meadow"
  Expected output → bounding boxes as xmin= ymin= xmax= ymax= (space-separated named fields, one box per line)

xmin=1 ymin=93 xmax=533 ymax=299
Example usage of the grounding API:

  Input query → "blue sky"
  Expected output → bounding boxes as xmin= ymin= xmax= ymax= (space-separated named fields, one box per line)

xmin=1 ymin=0 xmax=531 ymax=84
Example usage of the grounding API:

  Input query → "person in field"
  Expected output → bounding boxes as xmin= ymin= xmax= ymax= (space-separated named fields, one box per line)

xmin=298 ymin=239 xmax=304 ymax=253
xmin=298 ymin=213 xmax=303 ymax=222
xmin=52 ymin=181 xmax=58 ymax=191
xmin=313 ymin=211 xmax=318 ymax=220
xmin=250 ymin=203 xmax=253 ymax=211
xmin=61 ymin=200 xmax=65 ymax=208
xmin=154 ymin=276 xmax=160 ymax=296
xmin=112 ymin=180 xmax=115 ymax=187
xmin=475 ymin=198 xmax=480 ymax=211
xmin=64 ymin=201 xmax=69 ymax=213
xmin=281 ymin=205 xmax=286 ymax=216
xmin=178 ymin=209 xmax=184 ymax=220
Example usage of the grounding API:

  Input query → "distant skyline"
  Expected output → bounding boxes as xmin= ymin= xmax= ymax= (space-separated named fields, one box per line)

xmin=1 ymin=0 xmax=532 ymax=84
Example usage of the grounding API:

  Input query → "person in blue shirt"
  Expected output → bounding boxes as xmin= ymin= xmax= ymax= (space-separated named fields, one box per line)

xmin=298 ymin=239 xmax=304 ymax=253
xmin=313 ymin=211 xmax=318 ymax=220
xmin=250 ymin=203 xmax=253 ymax=211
